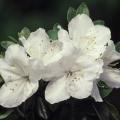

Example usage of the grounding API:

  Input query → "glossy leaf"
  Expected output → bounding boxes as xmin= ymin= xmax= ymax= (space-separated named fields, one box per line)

xmin=8 ymin=36 xmax=17 ymax=43
xmin=53 ymin=23 xmax=60 ymax=31
xmin=105 ymin=101 xmax=120 ymax=120
xmin=18 ymin=27 xmax=30 ymax=39
xmin=1 ymin=41 xmax=15 ymax=49
xmin=76 ymin=3 xmax=89 ymax=16
xmin=94 ymin=20 xmax=105 ymax=25
xmin=47 ymin=29 xmax=58 ymax=40
xmin=67 ymin=7 xmax=76 ymax=22
xmin=98 ymin=81 xmax=113 ymax=98
xmin=37 ymin=97 xmax=48 ymax=120
xmin=0 ymin=109 xmax=14 ymax=120
xmin=115 ymin=42 xmax=120 ymax=53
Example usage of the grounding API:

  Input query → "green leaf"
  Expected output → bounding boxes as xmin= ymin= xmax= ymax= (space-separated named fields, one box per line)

xmin=94 ymin=20 xmax=105 ymax=25
xmin=0 ymin=54 xmax=3 ymax=58
xmin=105 ymin=101 xmax=120 ymax=120
xmin=47 ymin=29 xmax=58 ymax=40
xmin=67 ymin=7 xmax=76 ymax=22
xmin=8 ymin=36 xmax=17 ymax=43
xmin=115 ymin=42 xmax=120 ymax=53
xmin=1 ymin=41 xmax=15 ymax=49
xmin=53 ymin=23 xmax=60 ymax=31
xmin=0 ymin=109 xmax=14 ymax=119
xmin=98 ymin=81 xmax=113 ymax=98
xmin=18 ymin=27 xmax=30 ymax=39
xmin=76 ymin=3 xmax=89 ymax=16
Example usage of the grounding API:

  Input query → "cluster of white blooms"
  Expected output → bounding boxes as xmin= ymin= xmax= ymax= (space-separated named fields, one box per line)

xmin=0 ymin=14 xmax=120 ymax=108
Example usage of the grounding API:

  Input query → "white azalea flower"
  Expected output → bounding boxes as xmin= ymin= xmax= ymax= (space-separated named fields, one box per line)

xmin=0 ymin=44 xmax=40 ymax=108
xmin=64 ymin=14 xmax=111 ymax=102
xmin=101 ymin=40 xmax=120 ymax=88
xmin=45 ymin=27 xmax=103 ymax=104
xmin=45 ymin=14 xmax=111 ymax=104
xmin=91 ymin=40 xmax=120 ymax=102
xmin=68 ymin=14 xmax=111 ymax=59
xmin=20 ymin=28 xmax=75 ymax=81
xmin=20 ymin=14 xmax=110 ymax=104
xmin=45 ymin=53 xmax=103 ymax=104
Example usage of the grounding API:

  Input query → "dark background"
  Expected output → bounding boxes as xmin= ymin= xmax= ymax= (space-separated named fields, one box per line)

xmin=0 ymin=0 xmax=120 ymax=118
xmin=1 ymin=0 xmax=120 ymax=43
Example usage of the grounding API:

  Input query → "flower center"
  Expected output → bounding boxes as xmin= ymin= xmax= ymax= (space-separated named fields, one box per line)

xmin=23 ymin=76 xmax=29 ymax=81
xmin=66 ymin=71 xmax=73 ymax=77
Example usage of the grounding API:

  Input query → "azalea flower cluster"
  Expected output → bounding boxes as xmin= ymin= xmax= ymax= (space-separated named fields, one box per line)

xmin=0 ymin=13 xmax=120 ymax=108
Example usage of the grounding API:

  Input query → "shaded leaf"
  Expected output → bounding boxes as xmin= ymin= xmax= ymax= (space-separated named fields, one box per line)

xmin=8 ymin=36 xmax=17 ymax=43
xmin=105 ymin=101 xmax=120 ymax=120
xmin=37 ymin=97 xmax=49 ymax=120
xmin=47 ymin=29 xmax=58 ymax=40
xmin=0 ymin=54 xmax=3 ymax=58
xmin=98 ymin=81 xmax=113 ymax=98
xmin=76 ymin=3 xmax=89 ymax=16
xmin=67 ymin=7 xmax=76 ymax=22
xmin=1 ymin=41 xmax=15 ymax=49
xmin=53 ymin=23 xmax=60 ymax=31
xmin=0 ymin=109 xmax=14 ymax=119
xmin=92 ymin=102 xmax=109 ymax=120
xmin=94 ymin=20 xmax=105 ymax=25
xmin=18 ymin=27 xmax=30 ymax=39
xmin=115 ymin=42 xmax=120 ymax=53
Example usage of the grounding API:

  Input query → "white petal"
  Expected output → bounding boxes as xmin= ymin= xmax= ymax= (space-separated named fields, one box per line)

xmin=66 ymin=56 xmax=103 ymax=99
xmin=100 ymin=68 xmax=120 ymax=88
xmin=0 ymin=59 xmax=22 ymax=82
xmin=0 ymin=79 xmax=38 ymax=108
xmin=103 ymin=40 xmax=120 ymax=65
xmin=68 ymin=14 xmax=94 ymax=40
xmin=21 ymin=28 xmax=50 ymax=59
xmin=29 ymin=59 xmax=64 ymax=82
xmin=45 ymin=76 xmax=70 ymax=104
xmin=29 ymin=59 xmax=44 ymax=82
xmin=58 ymin=28 xmax=75 ymax=55
xmin=43 ymin=41 xmax=63 ymax=65
xmin=66 ymin=71 xmax=93 ymax=99
xmin=5 ymin=44 xmax=29 ymax=76
xmin=73 ymin=25 xmax=111 ymax=59
xmin=58 ymin=28 xmax=70 ymax=42
xmin=43 ymin=29 xmax=75 ymax=65
xmin=91 ymin=82 xmax=103 ymax=102
xmin=42 ymin=50 xmax=79 ymax=81
xmin=74 ymin=55 xmax=103 ymax=81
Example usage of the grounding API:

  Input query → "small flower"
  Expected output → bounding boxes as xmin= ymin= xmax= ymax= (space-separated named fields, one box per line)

xmin=91 ymin=40 xmax=120 ymax=102
xmin=101 ymin=40 xmax=120 ymax=88
xmin=0 ymin=44 xmax=40 ymax=108
xmin=68 ymin=14 xmax=111 ymax=59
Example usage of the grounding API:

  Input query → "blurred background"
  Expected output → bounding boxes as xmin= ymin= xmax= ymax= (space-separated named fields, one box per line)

xmin=0 ymin=0 xmax=120 ymax=112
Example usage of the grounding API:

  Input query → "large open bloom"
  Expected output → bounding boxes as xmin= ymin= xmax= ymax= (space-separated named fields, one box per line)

xmin=0 ymin=44 xmax=40 ymax=108
xmin=92 ymin=40 xmax=120 ymax=102
xmin=45 ymin=53 xmax=103 ymax=104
